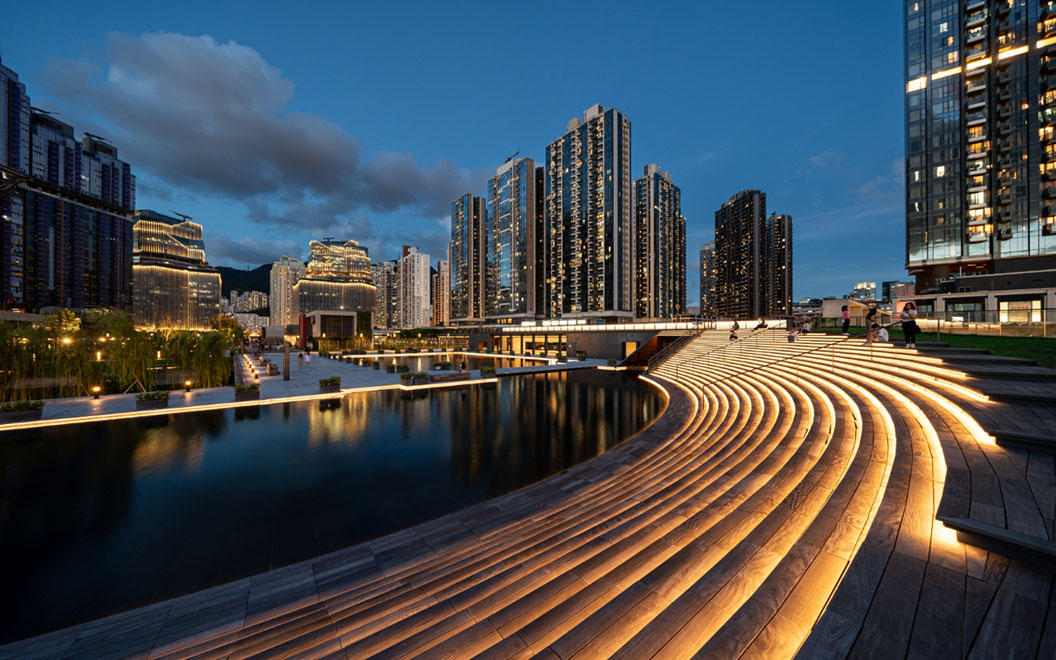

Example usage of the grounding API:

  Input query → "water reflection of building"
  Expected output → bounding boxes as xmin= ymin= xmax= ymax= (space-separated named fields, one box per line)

xmin=132 ymin=426 xmax=205 ymax=476
xmin=306 ymin=393 xmax=371 ymax=447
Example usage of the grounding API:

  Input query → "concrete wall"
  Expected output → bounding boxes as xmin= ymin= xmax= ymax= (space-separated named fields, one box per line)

xmin=469 ymin=329 xmax=659 ymax=359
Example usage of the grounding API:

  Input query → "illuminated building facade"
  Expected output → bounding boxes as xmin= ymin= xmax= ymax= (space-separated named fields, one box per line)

xmin=905 ymin=0 xmax=1056 ymax=292
xmin=451 ymin=194 xmax=486 ymax=323
xmin=269 ymin=255 xmax=305 ymax=326
xmin=714 ymin=191 xmax=793 ymax=319
xmin=546 ymin=104 xmax=633 ymax=319
xmin=432 ymin=258 xmax=450 ymax=326
xmin=764 ymin=213 xmax=793 ymax=317
xmin=370 ymin=259 xmax=399 ymax=329
xmin=398 ymin=245 xmax=431 ymax=329
xmin=1 ymin=57 xmax=135 ymax=311
xmin=294 ymin=239 xmax=375 ymax=318
xmin=634 ymin=164 xmax=685 ymax=319
xmin=700 ymin=241 xmax=717 ymax=318
xmin=132 ymin=210 xmax=221 ymax=330
xmin=485 ymin=157 xmax=545 ymax=321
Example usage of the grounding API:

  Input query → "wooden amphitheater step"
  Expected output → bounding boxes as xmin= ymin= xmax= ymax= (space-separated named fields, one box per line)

xmin=991 ymin=428 xmax=1056 ymax=454
xmin=976 ymin=380 xmax=1056 ymax=405
xmin=937 ymin=516 xmax=1056 ymax=572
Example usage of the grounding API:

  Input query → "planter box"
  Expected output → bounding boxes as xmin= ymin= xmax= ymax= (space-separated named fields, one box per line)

xmin=373 ymin=364 xmax=380 ymax=370
xmin=0 ymin=408 xmax=43 ymax=423
xmin=319 ymin=384 xmax=341 ymax=394
xmin=136 ymin=398 xmax=169 ymax=411
xmin=411 ymin=377 xmax=429 ymax=386
xmin=396 ymin=365 xmax=409 ymax=373
xmin=234 ymin=391 xmax=261 ymax=402
xmin=430 ymin=373 xmax=471 ymax=383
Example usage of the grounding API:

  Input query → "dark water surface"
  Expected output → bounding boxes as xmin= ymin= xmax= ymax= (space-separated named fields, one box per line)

xmin=0 ymin=369 xmax=662 ymax=643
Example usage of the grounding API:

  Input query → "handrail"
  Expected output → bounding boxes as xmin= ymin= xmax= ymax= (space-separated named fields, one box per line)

xmin=645 ymin=319 xmax=706 ymax=370
xmin=692 ymin=321 xmax=902 ymax=387
xmin=666 ymin=326 xmax=784 ymax=378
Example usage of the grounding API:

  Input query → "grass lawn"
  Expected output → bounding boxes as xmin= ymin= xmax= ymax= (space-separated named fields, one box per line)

xmin=813 ymin=325 xmax=1056 ymax=369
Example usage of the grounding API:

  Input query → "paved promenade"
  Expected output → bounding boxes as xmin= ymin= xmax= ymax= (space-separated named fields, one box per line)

xmin=3 ymin=351 xmax=601 ymax=429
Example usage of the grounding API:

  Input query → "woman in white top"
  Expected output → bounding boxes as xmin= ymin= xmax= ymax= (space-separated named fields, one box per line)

xmin=900 ymin=302 xmax=919 ymax=348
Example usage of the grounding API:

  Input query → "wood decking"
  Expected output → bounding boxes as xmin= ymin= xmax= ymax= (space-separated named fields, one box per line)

xmin=3 ymin=330 xmax=1055 ymax=659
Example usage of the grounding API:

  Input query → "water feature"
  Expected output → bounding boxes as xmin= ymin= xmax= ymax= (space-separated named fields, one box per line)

xmin=0 ymin=369 xmax=662 ymax=643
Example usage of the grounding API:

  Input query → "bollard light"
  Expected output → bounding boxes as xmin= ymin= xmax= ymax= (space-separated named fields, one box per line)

xmin=92 ymin=385 xmax=101 ymax=400
xmin=185 ymin=380 xmax=192 ymax=392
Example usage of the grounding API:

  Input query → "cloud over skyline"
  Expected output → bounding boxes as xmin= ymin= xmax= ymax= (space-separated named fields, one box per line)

xmin=40 ymin=32 xmax=490 ymax=244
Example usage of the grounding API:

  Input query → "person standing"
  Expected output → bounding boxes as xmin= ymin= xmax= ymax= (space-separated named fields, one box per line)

xmin=841 ymin=305 xmax=850 ymax=334
xmin=305 ymin=352 xmax=312 ymax=368
xmin=866 ymin=305 xmax=878 ymax=327
xmin=901 ymin=302 xmax=919 ymax=348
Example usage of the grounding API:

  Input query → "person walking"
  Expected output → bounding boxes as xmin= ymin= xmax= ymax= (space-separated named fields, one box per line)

xmin=841 ymin=305 xmax=850 ymax=335
xmin=901 ymin=301 xmax=919 ymax=348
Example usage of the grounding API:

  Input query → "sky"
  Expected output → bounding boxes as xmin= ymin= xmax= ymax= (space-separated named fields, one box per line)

xmin=0 ymin=0 xmax=906 ymax=303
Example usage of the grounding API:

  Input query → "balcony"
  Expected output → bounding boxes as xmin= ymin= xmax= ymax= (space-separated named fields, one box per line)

xmin=997 ymin=121 xmax=1011 ymax=135
xmin=998 ymin=190 xmax=1013 ymax=205
xmin=1044 ymin=186 xmax=1056 ymax=200
xmin=1044 ymin=222 xmax=1056 ymax=236
xmin=967 ymin=29 xmax=987 ymax=44
xmin=997 ymin=69 xmax=1012 ymax=84
xmin=999 ymin=105 xmax=1013 ymax=118
xmin=1045 ymin=168 xmax=1056 ymax=181
xmin=1044 ymin=58 xmax=1056 ymax=73
xmin=1043 ymin=203 xmax=1056 ymax=216
xmin=968 ymin=230 xmax=989 ymax=243
xmin=1046 ymin=2 xmax=1056 ymax=19
xmin=998 ymin=155 xmax=1014 ymax=168
xmin=997 ymin=0 xmax=1011 ymax=15
xmin=967 ymin=94 xmax=989 ymax=110
xmin=996 ymin=209 xmax=1013 ymax=224
xmin=998 ymin=87 xmax=1013 ymax=102
xmin=966 ymin=13 xmax=987 ymax=29
xmin=997 ymin=228 xmax=1013 ymax=240
xmin=968 ymin=131 xmax=988 ymax=143
xmin=967 ymin=78 xmax=988 ymax=93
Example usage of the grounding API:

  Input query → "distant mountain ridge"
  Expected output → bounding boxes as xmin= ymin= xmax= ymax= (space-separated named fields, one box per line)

xmin=215 ymin=264 xmax=270 ymax=296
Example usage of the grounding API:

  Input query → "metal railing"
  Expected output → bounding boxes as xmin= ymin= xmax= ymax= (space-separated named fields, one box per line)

xmin=691 ymin=321 xmax=902 ymax=388
xmin=661 ymin=326 xmax=785 ymax=380
xmin=645 ymin=319 xmax=707 ymax=370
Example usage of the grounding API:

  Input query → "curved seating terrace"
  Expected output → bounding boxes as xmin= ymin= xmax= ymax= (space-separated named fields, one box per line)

xmin=4 ymin=329 xmax=1056 ymax=659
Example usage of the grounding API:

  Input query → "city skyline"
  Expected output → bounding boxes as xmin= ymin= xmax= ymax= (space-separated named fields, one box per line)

xmin=0 ymin=1 xmax=904 ymax=302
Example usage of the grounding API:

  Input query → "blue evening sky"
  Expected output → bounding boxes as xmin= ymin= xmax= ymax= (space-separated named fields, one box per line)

xmin=1 ymin=1 xmax=905 ymax=303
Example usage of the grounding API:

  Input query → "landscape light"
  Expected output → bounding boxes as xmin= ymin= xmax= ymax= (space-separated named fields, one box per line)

xmin=62 ymin=337 xmax=72 ymax=345
xmin=185 ymin=380 xmax=192 ymax=392
xmin=92 ymin=385 xmax=101 ymax=400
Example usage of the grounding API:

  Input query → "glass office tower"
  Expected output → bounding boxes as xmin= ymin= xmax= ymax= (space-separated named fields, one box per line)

xmin=132 ymin=210 xmax=220 ymax=330
xmin=905 ymin=0 xmax=1056 ymax=291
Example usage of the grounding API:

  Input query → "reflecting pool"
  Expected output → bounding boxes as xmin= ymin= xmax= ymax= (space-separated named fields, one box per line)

xmin=0 ymin=369 xmax=662 ymax=643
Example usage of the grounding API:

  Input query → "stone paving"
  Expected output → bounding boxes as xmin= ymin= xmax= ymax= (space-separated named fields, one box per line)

xmin=7 ymin=351 xmax=607 ymax=428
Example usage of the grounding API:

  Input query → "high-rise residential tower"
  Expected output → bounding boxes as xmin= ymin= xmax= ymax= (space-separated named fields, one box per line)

xmin=450 ymin=194 xmax=486 ymax=323
xmin=634 ymin=164 xmax=686 ymax=319
xmin=293 ymin=239 xmax=375 ymax=317
xmin=700 ymin=241 xmax=717 ymax=318
xmin=546 ymin=104 xmax=633 ymax=319
xmin=715 ymin=190 xmax=766 ymax=319
xmin=370 ymin=260 xmax=399 ymax=329
xmin=764 ymin=212 xmax=793 ymax=317
xmin=486 ymin=157 xmax=544 ymax=321
xmin=432 ymin=258 xmax=450 ymax=326
xmin=132 ymin=210 xmax=221 ymax=330
xmin=269 ymin=255 xmax=305 ymax=326
xmin=398 ymin=245 xmax=431 ymax=329
xmin=1 ymin=57 xmax=135 ymax=311
xmin=714 ymin=191 xmax=793 ymax=319
xmin=904 ymin=0 xmax=1056 ymax=292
